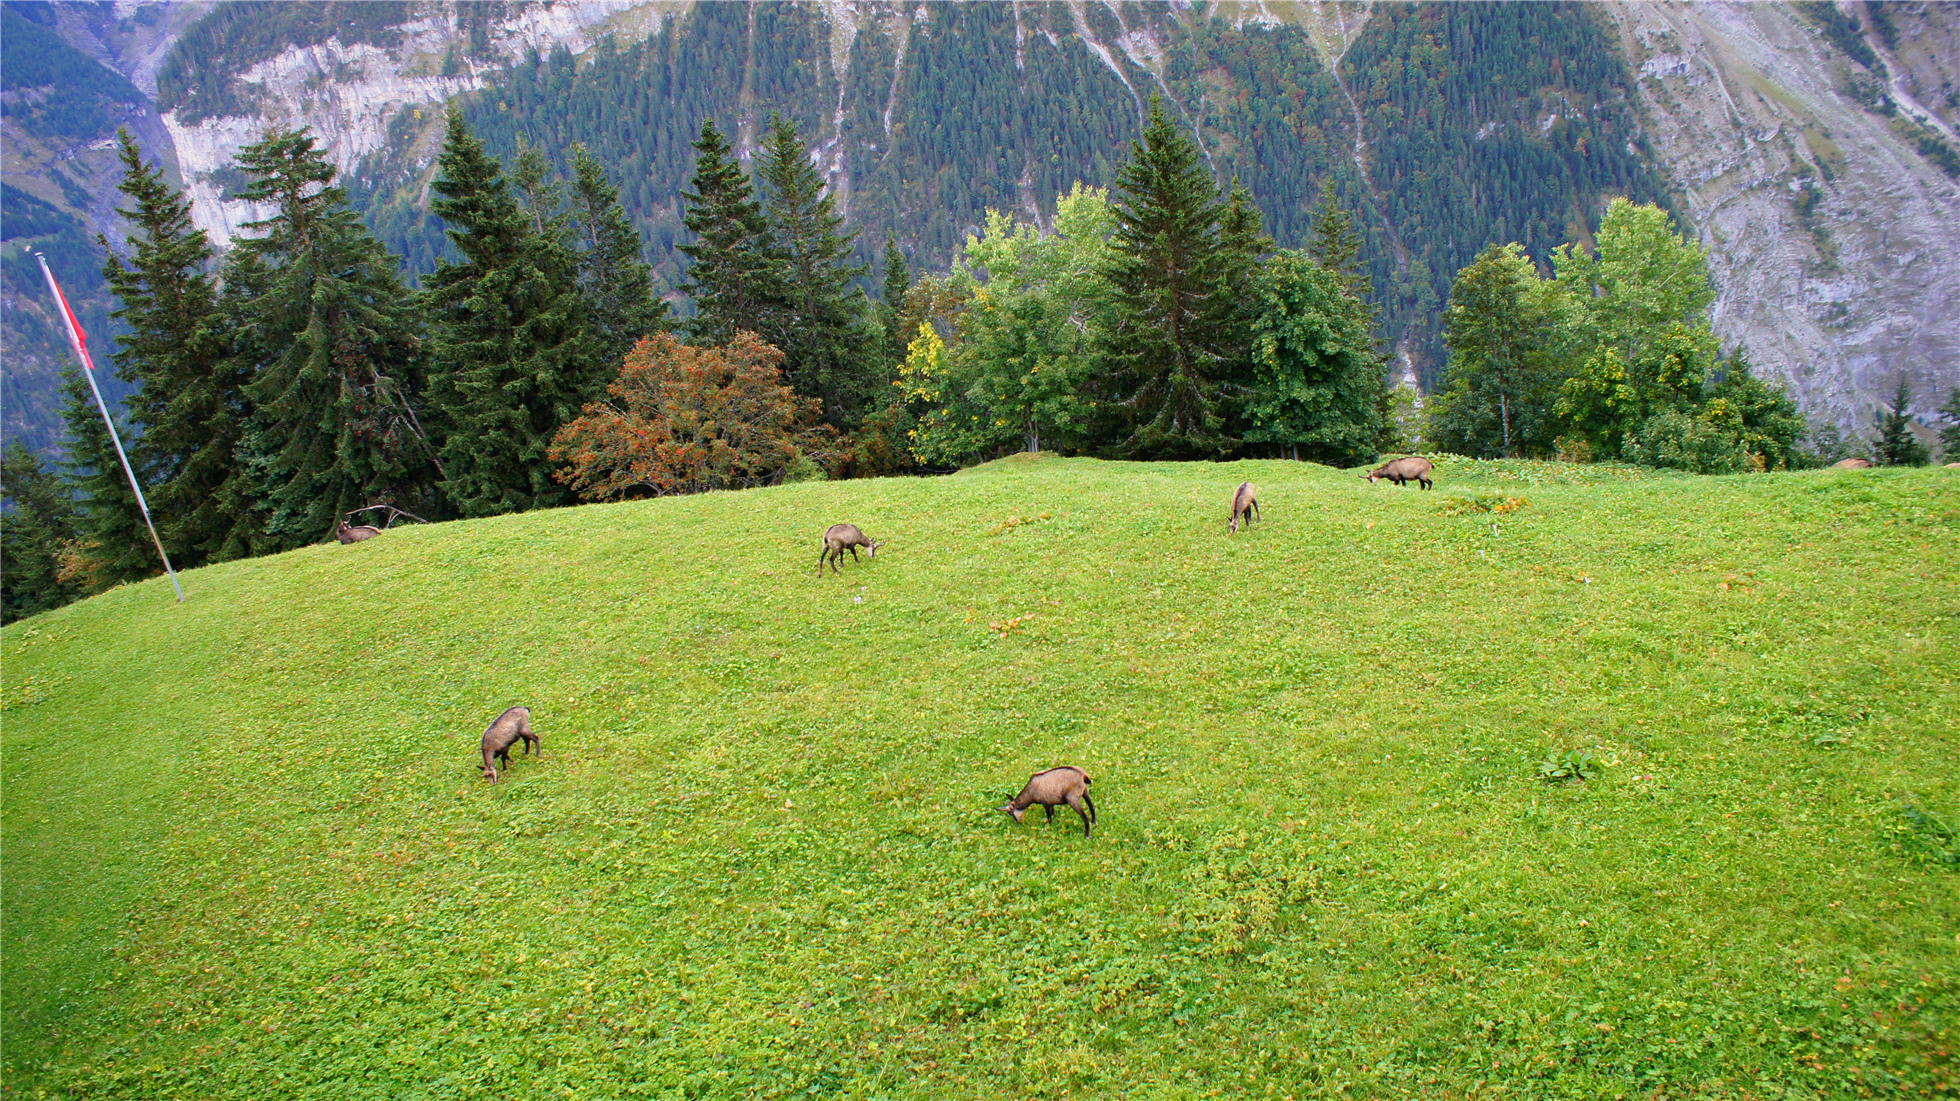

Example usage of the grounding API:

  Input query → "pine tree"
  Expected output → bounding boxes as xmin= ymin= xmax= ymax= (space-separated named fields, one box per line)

xmin=55 ymin=366 xmax=154 ymax=590
xmin=1873 ymin=376 xmax=1931 ymax=466
xmin=756 ymin=113 xmax=875 ymax=428
xmin=423 ymin=106 xmax=598 ymax=517
xmin=679 ymin=119 xmax=779 ymax=346
xmin=569 ymin=141 xmax=671 ymax=372
xmin=1306 ymin=186 xmax=1371 ymax=303
xmin=1938 ymin=387 xmax=1960 ymax=461
xmin=880 ymin=230 xmax=911 ymax=372
xmin=99 ymin=129 xmax=249 ymax=567
xmin=1 ymin=443 xmax=85 ymax=622
xmin=226 ymin=127 xmax=439 ymax=549
xmin=1098 ymin=97 xmax=1249 ymax=457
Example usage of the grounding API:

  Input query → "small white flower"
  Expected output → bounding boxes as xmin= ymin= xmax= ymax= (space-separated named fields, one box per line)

xmin=853 ymin=595 xmax=863 ymax=604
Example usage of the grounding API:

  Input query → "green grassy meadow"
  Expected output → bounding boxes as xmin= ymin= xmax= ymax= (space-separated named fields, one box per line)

xmin=3 ymin=456 xmax=1956 ymax=1098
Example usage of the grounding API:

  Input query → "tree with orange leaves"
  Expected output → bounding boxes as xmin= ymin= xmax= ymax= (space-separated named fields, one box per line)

xmin=549 ymin=332 xmax=833 ymax=499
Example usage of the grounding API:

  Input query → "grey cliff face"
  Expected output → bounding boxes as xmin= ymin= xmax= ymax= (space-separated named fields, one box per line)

xmin=1607 ymin=2 xmax=1960 ymax=434
xmin=13 ymin=0 xmax=1959 ymax=444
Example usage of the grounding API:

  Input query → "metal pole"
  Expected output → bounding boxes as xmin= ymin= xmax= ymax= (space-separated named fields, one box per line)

xmin=35 ymin=251 xmax=184 ymax=603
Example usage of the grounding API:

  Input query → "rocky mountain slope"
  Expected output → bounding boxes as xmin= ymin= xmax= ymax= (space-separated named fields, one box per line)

xmin=1604 ymin=2 xmax=1959 ymax=435
xmin=5 ymin=0 xmax=1956 ymax=458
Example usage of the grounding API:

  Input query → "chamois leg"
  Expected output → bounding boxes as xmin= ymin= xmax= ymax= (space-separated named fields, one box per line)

xmin=1082 ymin=792 xmax=1097 ymax=824
xmin=817 ymin=547 xmax=829 ymax=575
xmin=1044 ymin=805 xmax=1055 ymax=821
xmin=1251 ymin=500 xmax=1261 ymax=523
xmin=1067 ymin=793 xmax=1092 ymax=838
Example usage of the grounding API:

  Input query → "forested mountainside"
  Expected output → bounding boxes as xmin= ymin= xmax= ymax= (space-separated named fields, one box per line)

xmin=5 ymin=0 xmax=1958 ymax=459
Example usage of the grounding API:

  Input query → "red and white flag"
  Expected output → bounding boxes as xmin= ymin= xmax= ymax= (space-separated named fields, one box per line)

xmin=39 ymin=255 xmax=98 ymax=373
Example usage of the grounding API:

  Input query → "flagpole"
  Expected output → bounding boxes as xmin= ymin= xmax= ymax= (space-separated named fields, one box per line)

xmin=35 ymin=251 xmax=184 ymax=603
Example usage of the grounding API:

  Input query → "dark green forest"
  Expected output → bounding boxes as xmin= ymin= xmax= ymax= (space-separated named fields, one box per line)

xmin=350 ymin=1 xmax=1663 ymax=388
xmin=6 ymin=1 xmax=1672 ymax=459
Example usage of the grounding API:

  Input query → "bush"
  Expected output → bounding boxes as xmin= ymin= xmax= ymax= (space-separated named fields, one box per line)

xmin=1626 ymin=408 xmax=1756 ymax=474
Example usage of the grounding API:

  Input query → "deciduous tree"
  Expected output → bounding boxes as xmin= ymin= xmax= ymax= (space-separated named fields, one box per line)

xmin=1242 ymin=250 xmax=1387 ymax=464
xmin=1434 ymin=242 xmax=1559 ymax=457
xmin=550 ymin=332 xmax=831 ymax=498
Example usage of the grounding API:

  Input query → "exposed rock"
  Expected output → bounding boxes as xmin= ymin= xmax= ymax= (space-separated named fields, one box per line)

xmin=1604 ymin=3 xmax=1960 ymax=434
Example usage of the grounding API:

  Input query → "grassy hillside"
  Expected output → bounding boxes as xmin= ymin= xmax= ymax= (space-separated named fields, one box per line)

xmin=3 ymin=456 xmax=1955 ymax=1099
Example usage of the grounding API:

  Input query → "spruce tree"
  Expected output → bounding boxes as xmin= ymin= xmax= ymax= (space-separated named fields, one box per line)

xmin=1099 ymin=97 xmax=1250 ymax=457
xmin=99 ymin=129 xmax=249 ymax=567
xmin=756 ymin=113 xmax=875 ymax=428
xmin=55 ymin=366 xmax=154 ymax=589
xmin=226 ymin=127 xmax=438 ymax=549
xmin=679 ymin=119 xmax=779 ymax=346
xmin=423 ymin=106 xmax=598 ymax=517
xmin=1 ymin=443 xmax=85 ymax=622
xmin=1307 ymin=186 xmax=1371 ymax=302
xmin=569 ymin=141 xmax=671 ymax=371
xmin=1873 ymin=376 xmax=1931 ymax=466
xmin=1939 ymin=387 xmax=1960 ymax=461
xmin=880 ymin=231 xmax=911 ymax=372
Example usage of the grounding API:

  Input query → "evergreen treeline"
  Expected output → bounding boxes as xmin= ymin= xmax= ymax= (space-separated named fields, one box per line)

xmin=1 ymin=3 xmax=146 ymax=139
xmin=4 ymin=4 xmax=1879 ymax=624
xmin=345 ymin=2 xmax=1658 ymax=395
xmin=155 ymin=1 xmax=412 ymax=123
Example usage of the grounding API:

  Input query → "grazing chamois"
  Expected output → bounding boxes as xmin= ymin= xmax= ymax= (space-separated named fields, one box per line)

xmin=1366 ymin=456 xmax=1435 ymax=490
xmin=479 ymin=706 xmax=539 ymax=781
xmin=817 ymin=523 xmax=880 ymax=575
xmin=1831 ymin=458 xmax=1873 ymax=470
xmin=1228 ymin=482 xmax=1260 ymax=534
xmin=1002 ymin=766 xmax=1097 ymax=839
xmin=337 ymin=522 xmax=382 ymax=543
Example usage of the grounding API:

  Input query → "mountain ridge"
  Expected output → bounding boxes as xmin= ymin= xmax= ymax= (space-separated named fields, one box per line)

xmin=4 ymin=0 xmax=1956 ymax=459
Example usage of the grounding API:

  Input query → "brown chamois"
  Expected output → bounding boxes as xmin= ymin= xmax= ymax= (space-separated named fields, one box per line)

xmin=1001 ymin=766 xmax=1096 ymax=839
xmin=1366 ymin=456 xmax=1434 ymax=490
xmin=1228 ymin=482 xmax=1260 ymax=534
xmin=337 ymin=522 xmax=383 ymax=543
xmin=1831 ymin=458 xmax=1873 ymax=470
xmin=479 ymin=706 xmax=539 ymax=781
xmin=817 ymin=523 xmax=880 ymax=575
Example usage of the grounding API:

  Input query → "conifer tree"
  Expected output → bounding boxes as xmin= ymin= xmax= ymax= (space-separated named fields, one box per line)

xmin=1099 ymin=98 xmax=1251 ymax=457
xmin=880 ymin=231 xmax=911 ymax=371
xmin=225 ymin=127 xmax=438 ymax=549
xmin=756 ymin=113 xmax=875 ymax=427
xmin=99 ymin=129 xmax=248 ymax=567
xmin=1307 ymin=186 xmax=1371 ymax=302
xmin=1939 ymin=387 xmax=1960 ymax=461
xmin=55 ymin=366 xmax=153 ymax=589
xmin=423 ymin=106 xmax=598 ymax=517
xmin=1873 ymin=376 xmax=1931 ymax=466
xmin=679 ymin=119 xmax=779 ymax=346
xmin=569 ymin=141 xmax=671 ymax=371
xmin=0 ymin=443 xmax=85 ymax=622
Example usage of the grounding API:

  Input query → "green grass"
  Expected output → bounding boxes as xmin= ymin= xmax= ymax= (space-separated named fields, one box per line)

xmin=4 ymin=455 xmax=1956 ymax=1099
